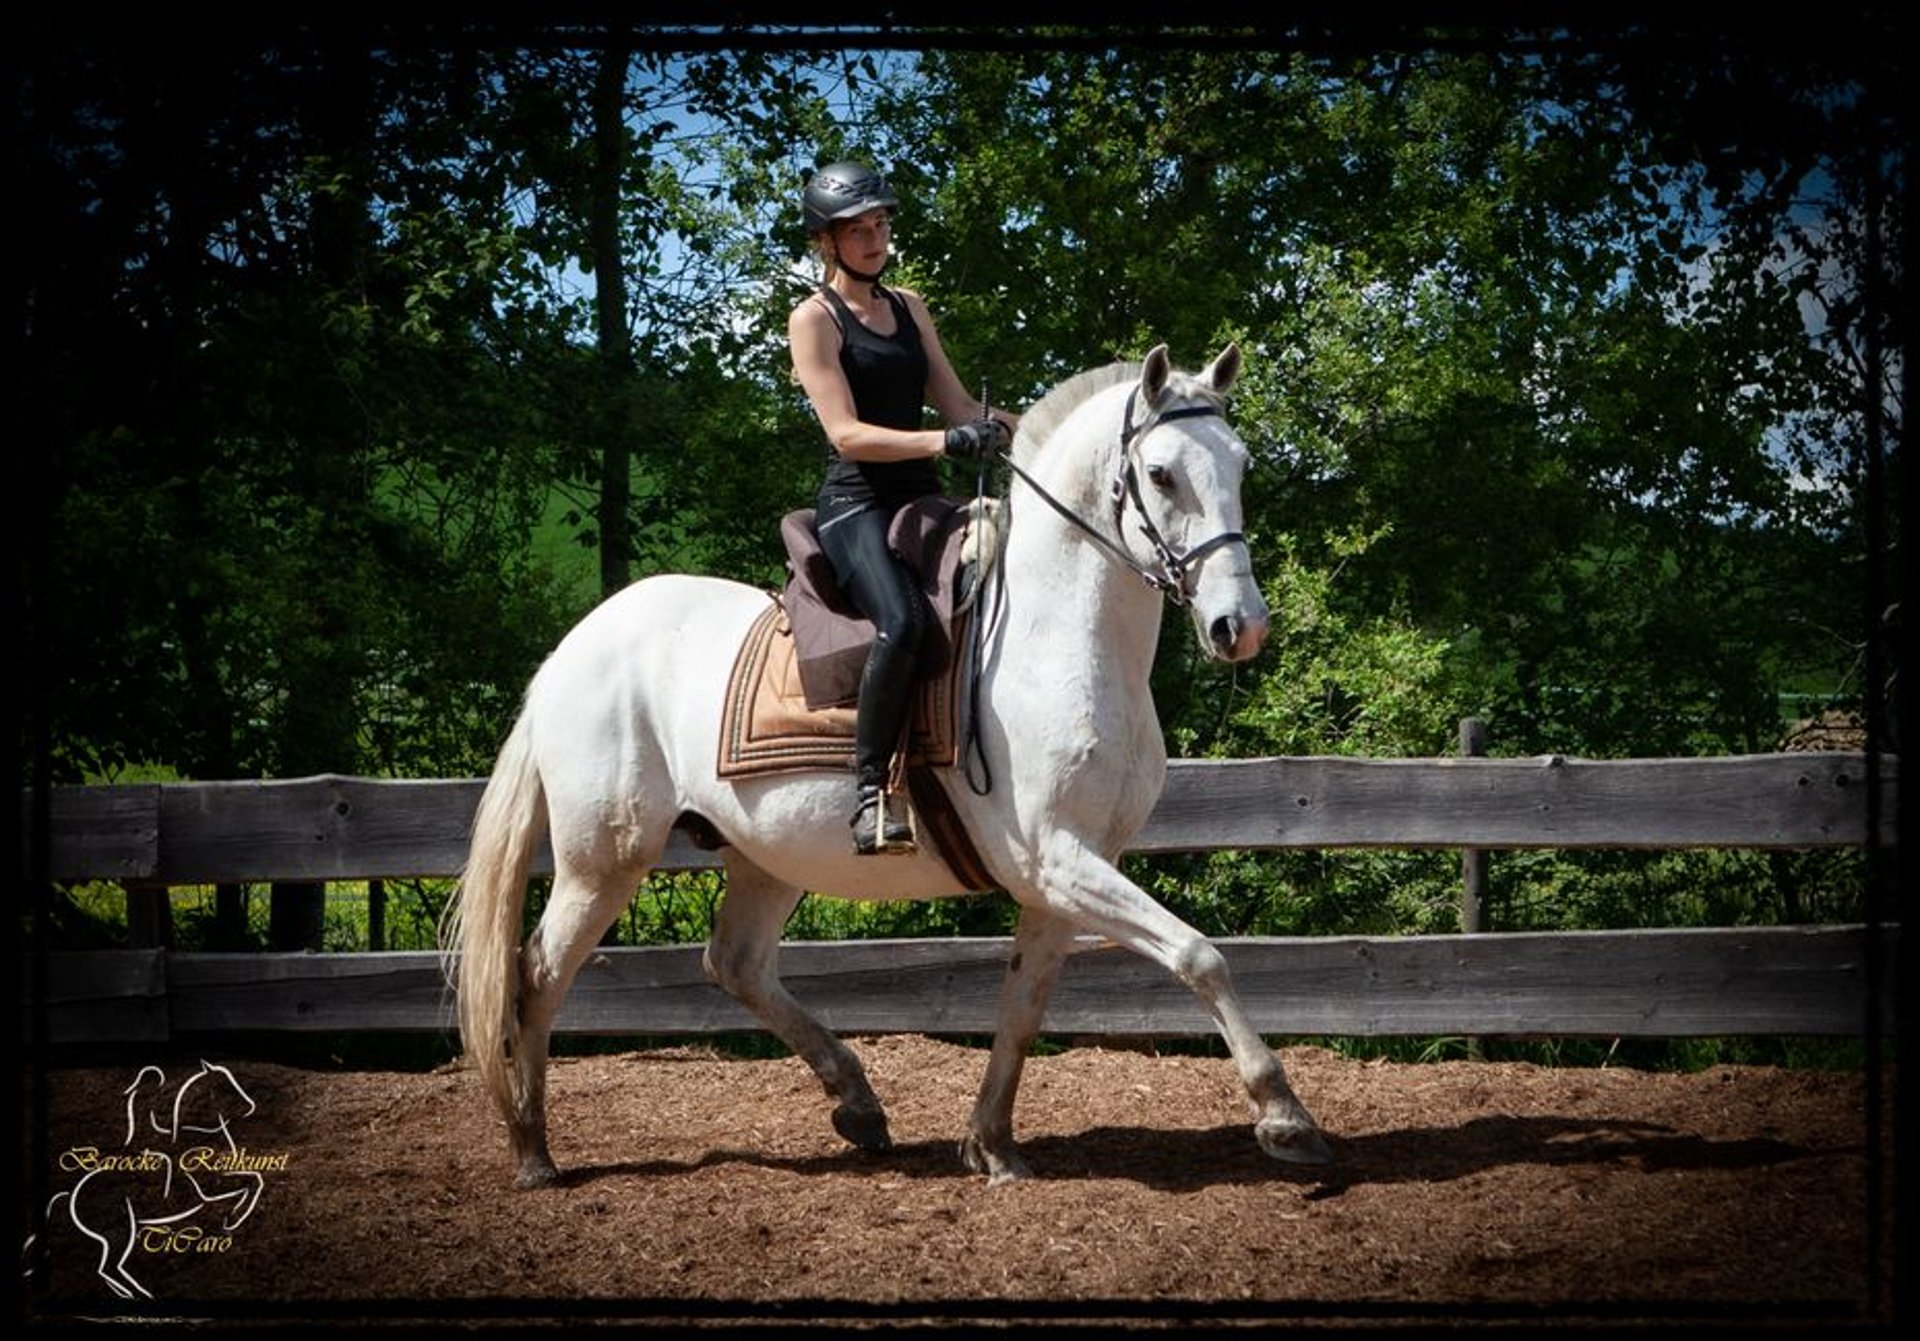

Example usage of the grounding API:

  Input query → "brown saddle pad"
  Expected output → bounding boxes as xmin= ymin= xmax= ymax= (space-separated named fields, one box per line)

xmin=715 ymin=598 xmax=994 ymax=889
xmin=717 ymin=600 xmax=961 ymax=780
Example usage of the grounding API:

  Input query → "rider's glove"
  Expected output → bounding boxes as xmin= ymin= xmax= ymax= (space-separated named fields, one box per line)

xmin=943 ymin=417 xmax=1011 ymax=461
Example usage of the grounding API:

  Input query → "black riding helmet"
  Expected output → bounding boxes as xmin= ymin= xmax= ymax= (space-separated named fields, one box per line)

xmin=803 ymin=161 xmax=898 ymax=234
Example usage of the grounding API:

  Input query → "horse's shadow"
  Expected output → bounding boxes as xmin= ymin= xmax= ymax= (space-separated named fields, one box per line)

xmin=556 ymin=1113 xmax=1841 ymax=1196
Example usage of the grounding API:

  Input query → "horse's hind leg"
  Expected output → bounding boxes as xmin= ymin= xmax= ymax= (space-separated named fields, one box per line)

xmin=510 ymin=859 xmax=647 ymax=1187
xmin=703 ymin=854 xmax=891 ymax=1151
xmin=961 ymin=904 xmax=1077 ymax=1184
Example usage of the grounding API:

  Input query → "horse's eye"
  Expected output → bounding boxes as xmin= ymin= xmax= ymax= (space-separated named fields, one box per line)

xmin=1147 ymin=464 xmax=1174 ymax=490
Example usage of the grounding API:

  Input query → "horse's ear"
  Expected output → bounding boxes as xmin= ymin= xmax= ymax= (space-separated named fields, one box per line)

xmin=1140 ymin=344 xmax=1171 ymax=404
xmin=1202 ymin=342 xmax=1242 ymax=395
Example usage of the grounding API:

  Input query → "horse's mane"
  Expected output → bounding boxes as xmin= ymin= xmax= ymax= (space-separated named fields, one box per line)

xmin=1010 ymin=360 xmax=1141 ymax=467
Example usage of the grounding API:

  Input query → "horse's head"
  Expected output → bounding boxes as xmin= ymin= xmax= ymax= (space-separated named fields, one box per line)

xmin=172 ymin=1060 xmax=259 ymax=1136
xmin=1122 ymin=343 xmax=1270 ymax=662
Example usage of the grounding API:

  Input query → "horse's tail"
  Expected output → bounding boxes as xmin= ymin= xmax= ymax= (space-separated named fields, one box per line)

xmin=440 ymin=706 xmax=545 ymax=1122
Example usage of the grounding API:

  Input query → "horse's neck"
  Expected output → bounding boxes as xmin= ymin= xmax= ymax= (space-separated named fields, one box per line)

xmin=1000 ymin=429 xmax=1166 ymax=690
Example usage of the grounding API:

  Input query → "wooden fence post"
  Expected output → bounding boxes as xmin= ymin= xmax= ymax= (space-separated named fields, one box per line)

xmin=213 ymin=883 xmax=248 ymax=950
xmin=270 ymin=881 xmax=326 ymax=952
xmin=126 ymin=884 xmax=172 ymax=949
xmin=1459 ymin=717 xmax=1488 ymax=1061
xmin=368 ymin=878 xmax=386 ymax=952
xmin=1458 ymin=717 xmax=1489 ymax=936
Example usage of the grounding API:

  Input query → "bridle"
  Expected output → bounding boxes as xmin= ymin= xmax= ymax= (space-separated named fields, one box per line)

xmin=998 ymin=386 xmax=1248 ymax=607
xmin=962 ymin=384 xmax=1249 ymax=796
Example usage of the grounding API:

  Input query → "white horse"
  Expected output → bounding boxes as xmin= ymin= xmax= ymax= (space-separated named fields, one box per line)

xmin=443 ymin=342 xmax=1332 ymax=1188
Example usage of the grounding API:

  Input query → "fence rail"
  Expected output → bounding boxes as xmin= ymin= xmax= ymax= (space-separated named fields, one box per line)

xmin=20 ymin=752 xmax=1900 ymax=1046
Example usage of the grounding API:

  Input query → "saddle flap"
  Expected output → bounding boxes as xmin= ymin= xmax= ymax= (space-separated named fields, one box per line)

xmin=781 ymin=509 xmax=859 ymax=619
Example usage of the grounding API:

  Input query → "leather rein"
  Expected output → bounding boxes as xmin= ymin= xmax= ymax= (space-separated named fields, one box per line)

xmin=960 ymin=385 xmax=1245 ymax=797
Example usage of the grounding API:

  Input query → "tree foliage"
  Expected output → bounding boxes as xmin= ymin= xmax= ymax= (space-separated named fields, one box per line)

xmin=867 ymin=36 xmax=1898 ymax=761
xmin=18 ymin=16 xmax=1901 ymax=948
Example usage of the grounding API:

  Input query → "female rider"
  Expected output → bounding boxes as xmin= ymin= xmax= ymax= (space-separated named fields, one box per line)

xmin=786 ymin=161 xmax=1017 ymax=854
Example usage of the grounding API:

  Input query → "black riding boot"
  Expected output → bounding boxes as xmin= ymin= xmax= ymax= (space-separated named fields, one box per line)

xmin=850 ymin=629 xmax=918 ymax=855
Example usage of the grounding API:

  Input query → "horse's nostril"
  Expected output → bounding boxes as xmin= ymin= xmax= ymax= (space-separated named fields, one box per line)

xmin=1211 ymin=611 xmax=1270 ymax=659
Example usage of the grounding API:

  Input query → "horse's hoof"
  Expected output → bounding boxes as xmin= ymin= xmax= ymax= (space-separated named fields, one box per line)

xmin=832 ymin=1103 xmax=892 ymax=1151
xmin=514 ymin=1158 xmax=563 ymax=1190
xmin=1256 ymin=1115 xmax=1334 ymax=1166
xmin=959 ymin=1134 xmax=1032 ymax=1184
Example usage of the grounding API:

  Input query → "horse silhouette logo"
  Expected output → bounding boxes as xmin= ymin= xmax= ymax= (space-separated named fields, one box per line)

xmin=25 ymin=1060 xmax=276 ymax=1300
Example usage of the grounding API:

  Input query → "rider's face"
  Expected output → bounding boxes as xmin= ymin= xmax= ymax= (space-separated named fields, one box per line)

xmin=832 ymin=210 xmax=892 ymax=268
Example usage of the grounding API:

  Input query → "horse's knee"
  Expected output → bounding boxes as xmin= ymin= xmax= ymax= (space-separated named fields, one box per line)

xmin=1173 ymin=936 xmax=1231 ymax=997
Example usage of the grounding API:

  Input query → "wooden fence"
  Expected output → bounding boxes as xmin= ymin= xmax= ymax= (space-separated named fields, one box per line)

xmin=20 ymin=751 xmax=1901 ymax=1047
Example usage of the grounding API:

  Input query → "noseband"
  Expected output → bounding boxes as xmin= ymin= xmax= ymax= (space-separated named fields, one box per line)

xmin=1000 ymin=387 xmax=1247 ymax=606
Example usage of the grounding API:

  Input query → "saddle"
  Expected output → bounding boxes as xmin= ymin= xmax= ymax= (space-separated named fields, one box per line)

xmin=717 ymin=496 xmax=992 ymax=774
xmin=713 ymin=497 xmax=1000 ymax=889
xmin=780 ymin=495 xmax=988 ymax=710
xmin=715 ymin=599 xmax=960 ymax=779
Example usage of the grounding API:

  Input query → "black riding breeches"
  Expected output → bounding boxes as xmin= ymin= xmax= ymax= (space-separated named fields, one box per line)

xmin=815 ymin=498 xmax=931 ymax=785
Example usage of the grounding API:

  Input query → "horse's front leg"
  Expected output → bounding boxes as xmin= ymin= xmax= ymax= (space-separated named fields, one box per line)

xmin=202 ymin=1172 xmax=265 ymax=1230
xmin=1037 ymin=839 xmax=1332 ymax=1168
xmin=961 ymin=904 xmax=1076 ymax=1184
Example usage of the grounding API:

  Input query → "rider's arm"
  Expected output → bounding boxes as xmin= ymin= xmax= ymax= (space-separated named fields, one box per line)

xmin=788 ymin=297 xmax=949 ymax=461
xmin=899 ymin=289 xmax=1021 ymax=435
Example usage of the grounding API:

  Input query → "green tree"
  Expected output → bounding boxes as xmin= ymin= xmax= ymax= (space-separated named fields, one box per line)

xmin=20 ymin=20 xmax=1895 ymax=955
xmin=24 ymin=34 xmax=581 ymax=793
xmin=875 ymin=39 xmax=1889 ymax=762
xmin=853 ymin=33 xmax=1892 ymax=941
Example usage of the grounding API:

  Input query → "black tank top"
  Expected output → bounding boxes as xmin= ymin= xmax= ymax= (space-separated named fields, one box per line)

xmin=815 ymin=284 xmax=941 ymax=508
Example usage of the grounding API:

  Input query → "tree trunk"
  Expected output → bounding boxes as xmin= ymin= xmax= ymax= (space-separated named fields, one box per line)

xmin=590 ymin=42 xmax=636 ymax=602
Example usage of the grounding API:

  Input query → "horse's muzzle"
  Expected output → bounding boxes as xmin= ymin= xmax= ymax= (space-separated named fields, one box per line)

xmin=1209 ymin=610 xmax=1270 ymax=662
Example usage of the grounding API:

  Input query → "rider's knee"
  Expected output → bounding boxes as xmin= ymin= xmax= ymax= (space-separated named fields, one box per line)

xmin=872 ymin=600 xmax=928 ymax=653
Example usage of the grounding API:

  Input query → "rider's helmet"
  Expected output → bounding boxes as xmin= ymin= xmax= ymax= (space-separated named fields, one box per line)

xmin=803 ymin=161 xmax=898 ymax=234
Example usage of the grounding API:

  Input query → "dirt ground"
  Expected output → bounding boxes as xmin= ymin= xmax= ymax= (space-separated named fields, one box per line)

xmin=19 ymin=1034 xmax=1898 ymax=1332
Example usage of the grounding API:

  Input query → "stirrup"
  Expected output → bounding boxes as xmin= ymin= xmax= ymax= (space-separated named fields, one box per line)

xmin=851 ymin=785 xmax=915 ymax=855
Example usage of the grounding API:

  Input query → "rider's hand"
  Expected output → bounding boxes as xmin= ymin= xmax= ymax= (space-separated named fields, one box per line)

xmin=943 ymin=417 xmax=1011 ymax=461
